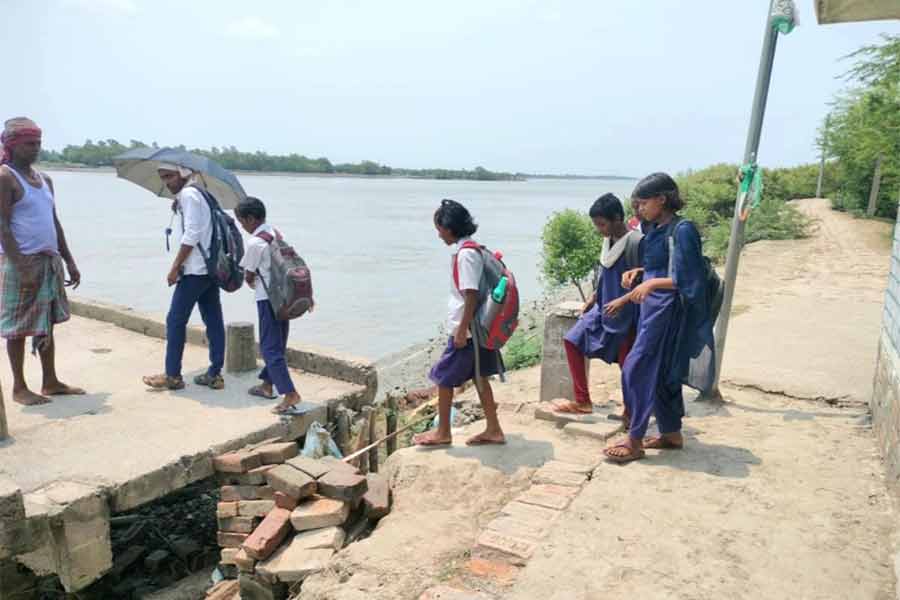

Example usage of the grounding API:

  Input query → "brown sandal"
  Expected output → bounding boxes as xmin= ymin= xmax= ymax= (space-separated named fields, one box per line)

xmin=603 ymin=443 xmax=645 ymax=463
xmin=551 ymin=399 xmax=594 ymax=414
xmin=643 ymin=436 xmax=684 ymax=450
xmin=142 ymin=374 xmax=185 ymax=390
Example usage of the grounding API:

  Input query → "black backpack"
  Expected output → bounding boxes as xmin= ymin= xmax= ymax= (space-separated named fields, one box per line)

xmin=667 ymin=220 xmax=723 ymax=321
xmin=188 ymin=186 xmax=245 ymax=293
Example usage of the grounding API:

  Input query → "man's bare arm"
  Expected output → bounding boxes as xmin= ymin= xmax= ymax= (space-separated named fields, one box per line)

xmin=0 ymin=168 xmax=22 ymax=264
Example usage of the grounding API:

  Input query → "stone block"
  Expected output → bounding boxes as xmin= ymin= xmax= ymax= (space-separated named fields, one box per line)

xmin=238 ymin=500 xmax=276 ymax=518
xmin=539 ymin=302 xmax=585 ymax=404
xmin=274 ymin=492 xmax=298 ymax=511
xmin=217 ymin=502 xmax=239 ymax=518
xmin=475 ymin=530 xmax=536 ymax=565
xmin=217 ymin=532 xmax=249 ymax=548
xmin=318 ymin=455 xmax=361 ymax=475
xmin=214 ymin=452 xmax=263 ymax=474
xmin=419 ymin=586 xmax=497 ymax=600
xmin=242 ymin=508 xmax=292 ymax=561
xmin=531 ymin=464 xmax=588 ymax=488
xmin=317 ymin=470 xmax=368 ymax=503
xmin=486 ymin=516 xmax=549 ymax=542
xmin=239 ymin=572 xmax=288 ymax=600
xmin=290 ymin=496 xmax=350 ymax=531
xmin=291 ymin=526 xmax=345 ymax=551
xmin=256 ymin=442 xmax=299 ymax=465
xmin=516 ymin=484 xmax=577 ymax=511
xmin=256 ymin=542 xmax=334 ymax=583
xmin=362 ymin=473 xmax=390 ymax=519
xmin=563 ymin=420 xmax=622 ymax=441
xmin=540 ymin=459 xmax=596 ymax=475
xmin=221 ymin=485 xmax=263 ymax=502
xmin=266 ymin=465 xmax=317 ymax=500
xmin=218 ymin=516 xmax=257 ymax=534
xmin=235 ymin=548 xmax=256 ymax=573
xmin=257 ymin=486 xmax=276 ymax=500
xmin=285 ymin=456 xmax=333 ymax=479
xmin=500 ymin=501 xmax=562 ymax=524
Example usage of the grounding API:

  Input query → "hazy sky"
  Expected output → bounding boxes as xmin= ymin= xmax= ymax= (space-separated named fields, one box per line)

xmin=3 ymin=0 xmax=898 ymax=175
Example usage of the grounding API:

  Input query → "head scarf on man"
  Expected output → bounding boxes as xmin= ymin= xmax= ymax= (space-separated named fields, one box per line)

xmin=1 ymin=117 xmax=42 ymax=164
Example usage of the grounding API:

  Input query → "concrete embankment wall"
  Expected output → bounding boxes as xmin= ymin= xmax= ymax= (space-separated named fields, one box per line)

xmin=69 ymin=298 xmax=377 ymax=404
xmin=871 ymin=211 xmax=900 ymax=488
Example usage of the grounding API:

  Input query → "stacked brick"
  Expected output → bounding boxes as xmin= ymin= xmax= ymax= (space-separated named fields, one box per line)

xmin=209 ymin=444 xmax=391 ymax=599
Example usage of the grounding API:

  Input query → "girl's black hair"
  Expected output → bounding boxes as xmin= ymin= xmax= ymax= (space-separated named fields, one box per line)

xmin=589 ymin=193 xmax=625 ymax=221
xmin=434 ymin=199 xmax=477 ymax=238
xmin=632 ymin=172 xmax=683 ymax=211
xmin=235 ymin=197 xmax=266 ymax=221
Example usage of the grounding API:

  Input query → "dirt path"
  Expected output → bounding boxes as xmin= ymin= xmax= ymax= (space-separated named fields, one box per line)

xmin=298 ymin=200 xmax=898 ymax=600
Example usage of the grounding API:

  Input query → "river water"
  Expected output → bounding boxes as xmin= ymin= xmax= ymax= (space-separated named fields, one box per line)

xmin=48 ymin=169 xmax=635 ymax=360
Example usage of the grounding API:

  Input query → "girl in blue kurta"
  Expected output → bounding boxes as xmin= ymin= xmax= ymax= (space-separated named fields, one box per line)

xmin=552 ymin=193 xmax=642 ymax=416
xmin=603 ymin=172 xmax=715 ymax=463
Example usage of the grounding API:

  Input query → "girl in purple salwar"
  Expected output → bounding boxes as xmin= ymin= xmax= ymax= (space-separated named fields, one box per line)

xmin=603 ymin=173 xmax=715 ymax=463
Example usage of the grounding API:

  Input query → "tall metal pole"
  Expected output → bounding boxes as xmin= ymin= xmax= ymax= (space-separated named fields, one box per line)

xmin=707 ymin=0 xmax=780 ymax=400
xmin=815 ymin=115 xmax=830 ymax=199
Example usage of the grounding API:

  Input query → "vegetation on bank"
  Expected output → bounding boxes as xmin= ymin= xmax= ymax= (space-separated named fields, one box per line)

xmin=39 ymin=140 xmax=521 ymax=181
xmin=820 ymin=34 xmax=900 ymax=219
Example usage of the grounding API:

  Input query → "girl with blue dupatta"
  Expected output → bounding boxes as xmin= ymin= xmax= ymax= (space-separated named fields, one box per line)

xmin=602 ymin=173 xmax=715 ymax=463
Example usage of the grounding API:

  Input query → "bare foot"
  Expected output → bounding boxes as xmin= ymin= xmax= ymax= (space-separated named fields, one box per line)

xmin=465 ymin=430 xmax=506 ymax=446
xmin=413 ymin=431 xmax=452 ymax=447
xmin=13 ymin=389 xmax=51 ymax=405
xmin=551 ymin=399 xmax=593 ymax=414
xmin=643 ymin=433 xmax=684 ymax=450
xmin=41 ymin=382 xmax=86 ymax=396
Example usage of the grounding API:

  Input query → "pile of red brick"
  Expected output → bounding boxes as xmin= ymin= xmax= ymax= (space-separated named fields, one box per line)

xmin=206 ymin=441 xmax=390 ymax=599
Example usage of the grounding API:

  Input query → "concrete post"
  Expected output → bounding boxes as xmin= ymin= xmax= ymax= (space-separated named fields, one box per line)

xmin=0 ymin=383 xmax=7 ymax=441
xmin=226 ymin=322 xmax=257 ymax=373
xmin=539 ymin=302 xmax=587 ymax=404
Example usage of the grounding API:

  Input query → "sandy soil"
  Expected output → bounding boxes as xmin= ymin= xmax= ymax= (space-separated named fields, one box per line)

xmin=297 ymin=199 xmax=898 ymax=599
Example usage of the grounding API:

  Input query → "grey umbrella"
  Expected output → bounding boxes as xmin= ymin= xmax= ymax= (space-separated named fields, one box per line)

xmin=113 ymin=147 xmax=247 ymax=209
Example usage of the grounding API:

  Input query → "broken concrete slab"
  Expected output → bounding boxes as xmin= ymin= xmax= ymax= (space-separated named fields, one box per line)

xmin=242 ymin=508 xmax=293 ymax=561
xmin=485 ymin=516 xmax=550 ymax=542
xmin=265 ymin=465 xmax=317 ymax=501
xmin=256 ymin=542 xmax=335 ymax=583
xmin=538 ymin=459 xmax=596 ymax=475
xmin=363 ymin=473 xmax=390 ymax=519
xmin=290 ymin=526 xmax=346 ymax=551
xmin=500 ymin=501 xmax=562 ymax=524
xmin=317 ymin=470 xmax=368 ymax=503
xmin=290 ymin=496 xmax=350 ymax=531
xmin=563 ymin=420 xmax=622 ymax=441
xmin=0 ymin=477 xmax=30 ymax=559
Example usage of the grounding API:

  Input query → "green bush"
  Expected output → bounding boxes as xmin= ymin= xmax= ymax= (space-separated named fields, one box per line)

xmin=675 ymin=163 xmax=810 ymax=262
xmin=541 ymin=209 xmax=602 ymax=300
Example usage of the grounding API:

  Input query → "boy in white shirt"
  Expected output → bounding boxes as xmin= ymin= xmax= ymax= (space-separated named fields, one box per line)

xmin=413 ymin=199 xmax=506 ymax=447
xmin=235 ymin=197 xmax=301 ymax=414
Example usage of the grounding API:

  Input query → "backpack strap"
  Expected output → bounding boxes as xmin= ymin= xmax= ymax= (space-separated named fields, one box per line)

xmin=452 ymin=240 xmax=482 ymax=290
xmin=666 ymin=218 xmax=687 ymax=278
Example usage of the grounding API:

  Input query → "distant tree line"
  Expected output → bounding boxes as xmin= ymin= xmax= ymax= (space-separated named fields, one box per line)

xmin=38 ymin=140 xmax=520 ymax=181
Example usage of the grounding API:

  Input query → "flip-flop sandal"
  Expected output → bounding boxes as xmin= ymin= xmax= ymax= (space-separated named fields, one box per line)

xmin=414 ymin=433 xmax=452 ymax=448
xmin=643 ymin=436 xmax=684 ymax=450
xmin=603 ymin=444 xmax=645 ymax=463
xmin=249 ymin=386 xmax=277 ymax=400
xmin=465 ymin=436 xmax=507 ymax=446
xmin=272 ymin=402 xmax=298 ymax=415
xmin=551 ymin=400 xmax=593 ymax=415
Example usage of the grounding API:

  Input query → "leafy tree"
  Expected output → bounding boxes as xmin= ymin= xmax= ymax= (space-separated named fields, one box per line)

xmin=541 ymin=209 xmax=602 ymax=301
